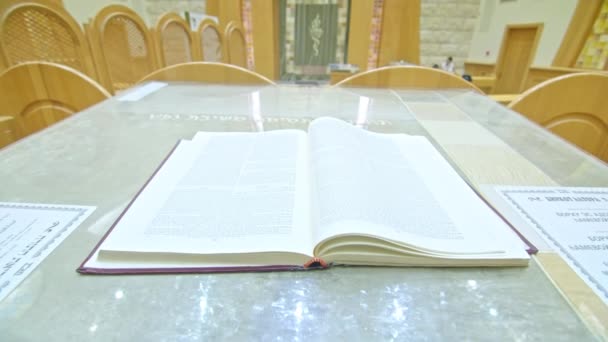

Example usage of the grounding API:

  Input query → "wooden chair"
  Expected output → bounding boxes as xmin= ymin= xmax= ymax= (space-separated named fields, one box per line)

xmin=464 ymin=61 xmax=494 ymax=76
xmin=0 ymin=115 xmax=20 ymax=148
xmin=489 ymin=94 xmax=519 ymax=106
xmin=509 ymin=73 xmax=608 ymax=162
xmin=155 ymin=12 xmax=197 ymax=67
xmin=334 ymin=66 xmax=482 ymax=91
xmin=523 ymin=66 xmax=608 ymax=91
xmin=224 ymin=21 xmax=247 ymax=68
xmin=0 ymin=45 xmax=6 ymax=73
xmin=88 ymin=5 xmax=158 ymax=93
xmin=0 ymin=0 xmax=97 ymax=78
xmin=471 ymin=76 xmax=496 ymax=94
xmin=197 ymin=19 xmax=223 ymax=62
xmin=138 ymin=62 xmax=274 ymax=85
xmin=0 ymin=62 xmax=110 ymax=141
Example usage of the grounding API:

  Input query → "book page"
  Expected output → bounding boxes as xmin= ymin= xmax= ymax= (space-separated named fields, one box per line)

xmin=99 ymin=130 xmax=314 ymax=259
xmin=308 ymin=118 xmax=527 ymax=256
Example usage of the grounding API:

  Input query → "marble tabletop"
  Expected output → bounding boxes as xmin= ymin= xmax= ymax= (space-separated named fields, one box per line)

xmin=1 ymin=82 xmax=607 ymax=341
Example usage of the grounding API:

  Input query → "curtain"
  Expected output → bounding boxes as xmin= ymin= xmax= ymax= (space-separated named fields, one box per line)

xmin=279 ymin=0 xmax=350 ymax=81
xmin=294 ymin=4 xmax=338 ymax=66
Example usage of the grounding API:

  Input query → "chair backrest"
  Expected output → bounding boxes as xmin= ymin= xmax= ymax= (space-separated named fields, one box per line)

xmin=0 ymin=62 xmax=110 ymax=138
xmin=0 ymin=44 xmax=7 ymax=73
xmin=334 ymin=66 xmax=482 ymax=91
xmin=155 ymin=12 xmax=197 ymax=67
xmin=197 ymin=19 xmax=223 ymax=62
xmin=0 ymin=115 xmax=20 ymax=148
xmin=89 ymin=5 xmax=157 ymax=92
xmin=224 ymin=21 xmax=247 ymax=68
xmin=509 ymin=73 xmax=608 ymax=162
xmin=0 ymin=1 xmax=96 ymax=78
xmin=138 ymin=62 xmax=275 ymax=85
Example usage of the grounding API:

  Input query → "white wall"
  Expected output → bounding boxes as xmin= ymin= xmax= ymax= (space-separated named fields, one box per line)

xmin=468 ymin=0 xmax=577 ymax=66
xmin=63 ymin=0 xmax=205 ymax=26
xmin=63 ymin=0 xmax=130 ymax=24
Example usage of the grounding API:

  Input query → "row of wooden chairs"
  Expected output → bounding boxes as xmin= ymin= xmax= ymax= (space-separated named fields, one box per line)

xmin=336 ymin=67 xmax=608 ymax=163
xmin=334 ymin=66 xmax=482 ymax=91
xmin=0 ymin=1 xmax=247 ymax=93
xmin=0 ymin=61 xmax=275 ymax=148
xmin=2 ymin=61 xmax=606 ymax=164
xmin=468 ymin=63 xmax=608 ymax=99
xmin=0 ymin=62 xmax=111 ymax=147
xmin=0 ymin=63 xmax=477 ymax=148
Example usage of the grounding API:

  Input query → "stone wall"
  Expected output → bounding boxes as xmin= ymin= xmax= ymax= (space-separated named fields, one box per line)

xmin=420 ymin=0 xmax=481 ymax=73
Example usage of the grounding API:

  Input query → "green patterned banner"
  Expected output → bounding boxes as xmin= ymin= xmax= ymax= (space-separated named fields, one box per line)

xmin=280 ymin=0 xmax=350 ymax=81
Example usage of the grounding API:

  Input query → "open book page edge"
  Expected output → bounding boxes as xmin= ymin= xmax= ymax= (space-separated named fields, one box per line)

xmin=314 ymin=231 xmax=508 ymax=259
xmin=392 ymin=137 xmax=538 ymax=255
xmin=78 ymin=140 xmax=185 ymax=273
xmin=308 ymin=118 xmax=529 ymax=259
xmin=328 ymin=256 xmax=529 ymax=267
xmin=314 ymin=221 xmax=528 ymax=265
xmin=394 ymin=135 xmax=532 ymax=257
xmin=76 ymin=140 xmax=312 ymax=274
xmin=79 ymin=248 xmax=313 ymax=274
xmin=79 ymin=129 xmax=316 ymax=273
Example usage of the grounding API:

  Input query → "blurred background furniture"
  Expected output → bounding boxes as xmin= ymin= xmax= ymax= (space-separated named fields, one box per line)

xmin=509 ymin=73 xmax=608 ymax=162
xmin=0 ymin=61 xmax=110 ymax=142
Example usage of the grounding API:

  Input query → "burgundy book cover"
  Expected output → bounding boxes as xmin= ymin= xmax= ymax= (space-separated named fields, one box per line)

xmin=476 ymin=190 xmax=538 ymax=255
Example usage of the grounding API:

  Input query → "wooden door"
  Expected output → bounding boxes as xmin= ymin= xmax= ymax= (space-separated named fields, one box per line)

xmin=493 ymin=24 xmax=543 ymax=93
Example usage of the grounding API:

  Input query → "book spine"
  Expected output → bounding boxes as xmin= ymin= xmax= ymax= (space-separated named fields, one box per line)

xmin=303 ymin=257 xmax=328 ymax=269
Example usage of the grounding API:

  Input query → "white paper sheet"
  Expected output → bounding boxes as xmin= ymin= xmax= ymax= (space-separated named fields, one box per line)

xmin=0 ymin=203 xmax=95 ymax=302
xmin=496 ymin=186 xmax=608 ymax=304
xmin=117 ymin=82 xmax=167 ymax=102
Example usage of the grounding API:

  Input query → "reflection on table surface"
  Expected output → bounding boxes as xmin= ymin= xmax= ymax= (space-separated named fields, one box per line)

xmin=1 ymin=82 xmax=606 ymax=341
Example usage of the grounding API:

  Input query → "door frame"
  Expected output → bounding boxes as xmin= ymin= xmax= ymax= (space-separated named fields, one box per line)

xmin=494 ymin=23 xmax=544 ymax=93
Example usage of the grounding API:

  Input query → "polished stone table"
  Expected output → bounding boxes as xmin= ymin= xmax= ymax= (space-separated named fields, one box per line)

xmin=1 ymin=83 xmax=607 ymax=340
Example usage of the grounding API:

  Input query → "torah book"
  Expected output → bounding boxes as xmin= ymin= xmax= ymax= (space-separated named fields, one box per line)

xmin=79 ymin=117 xmax=530 ymax=274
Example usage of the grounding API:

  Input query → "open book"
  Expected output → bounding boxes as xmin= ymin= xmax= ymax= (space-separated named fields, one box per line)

xmin=79 ymin=118 xmax=530 ymax=274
